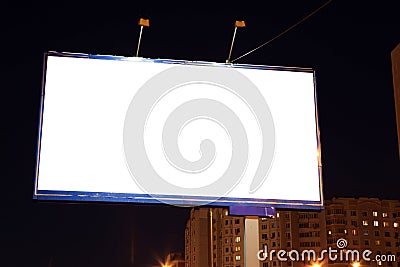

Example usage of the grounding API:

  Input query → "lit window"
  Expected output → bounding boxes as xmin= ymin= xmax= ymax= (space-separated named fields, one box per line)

xmin=235 ymin=255 xmax=241 ymax=261
xmin=383 ymin=212 xmax=388 ymax=218
xmin=374 ymin=221 xmax=379 ymax=227
xmin=376 ymin=240 xmax=381 ymax=246
xmin=328 ymin=230 xmax=332 ymax=235
xmin=352 ymin=229 xmax=358 ymax=236
xmin=235 ymin=246 xmax=241 ymax=252
xmin=277 ymin=213 xmax=280 ymax=218
xmin=378 ymin=261 xmax=382 ymax=266
xmin=235 ymin=237 xmax=241 ymax=243
xmin=373 ymin=211 xmax=378 ymax=217
xmin=344 ymin=229 xmax=348 ymax=234
xmin=383 ymin=222 xmax=389 ymax=227
xmin=394 ymin=222 xmax=399 ymax=228
xmin=362 ymin=220 xmax=368 ymax=226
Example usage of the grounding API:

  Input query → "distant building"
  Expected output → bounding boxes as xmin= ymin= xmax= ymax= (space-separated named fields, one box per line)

xmin=392 ymin=43 xmax=400 ymax=155
xmin=325 ymin=198 xmax=400 ymax=267
xmin=185 ymin=208 xmax=213 ymax=267
xmin=185 ymin=207 xmax=246 ymax=267
xmin=185 ymin=198 xmax=400 ymax=267
xmin=210 ymin=208 xmax=245 ymax=267
xmin=259 ymin=209 xmax=327 ymax=267
xmin=185 ymin=207 xmax=326 ymax=267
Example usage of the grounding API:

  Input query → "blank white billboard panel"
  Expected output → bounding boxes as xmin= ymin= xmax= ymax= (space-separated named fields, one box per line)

xmin=34 ymin=52 xmax=323 ymax=209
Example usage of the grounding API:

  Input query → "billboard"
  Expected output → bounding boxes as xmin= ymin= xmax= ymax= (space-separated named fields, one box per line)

xmin=34 ymin=51 xmax=323 ymax=209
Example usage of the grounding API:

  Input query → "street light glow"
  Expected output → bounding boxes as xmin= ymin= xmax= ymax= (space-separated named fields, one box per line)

xmin=158 ymin=257 xmax=171 ymax=267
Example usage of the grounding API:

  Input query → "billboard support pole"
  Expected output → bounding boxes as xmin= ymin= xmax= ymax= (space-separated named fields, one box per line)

xmin=244 ymin=217 xmax=260 ymax=267
xmin=229 ymin=206 xmax=276 ymax=267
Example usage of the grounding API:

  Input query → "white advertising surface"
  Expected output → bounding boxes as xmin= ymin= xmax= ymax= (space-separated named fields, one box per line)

xmin=34 ymin=52 xmax=323 ymax=209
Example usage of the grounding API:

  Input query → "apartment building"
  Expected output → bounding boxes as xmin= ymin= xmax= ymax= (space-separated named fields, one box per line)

xmin=185 ymin=208 xmax=213 ymax=267
xmin=258 ymin=210 xmax=327 ymax=267
xmin=185 ymin=208 xmax=246 ymax=267
xmin=185 ymin=208 xmax=326 ymax=267
xmin=185 ymin=198 xmax=400 ymax=267
xmin=325 ymin=198 xmax=400 ymax=267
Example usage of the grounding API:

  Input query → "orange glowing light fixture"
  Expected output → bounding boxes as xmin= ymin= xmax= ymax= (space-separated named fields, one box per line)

xmin=138 ymin=18 xmax=150 ymax=27
xmin=227 ymin=20 xmax=246 ymax=63
xmin=235 ymin=20 xmax=246 ymax=28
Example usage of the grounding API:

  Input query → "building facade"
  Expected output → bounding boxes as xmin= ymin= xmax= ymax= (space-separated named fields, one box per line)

xmin=185 ymin=208 xmax=213 ymax=267
xmin=325 ymin=198 xmax=400 ymax=267
xmin=185 ymin=208 xmax=246 ymax=267
xmin=185 ymin=198 xmax=400 ymax=267
xmin=258 ymin=209 xmax=327 ymax=267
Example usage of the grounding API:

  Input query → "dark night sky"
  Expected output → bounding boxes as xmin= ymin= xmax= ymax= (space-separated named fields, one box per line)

xmin=2 ymin=1 xmax=400 ymax=266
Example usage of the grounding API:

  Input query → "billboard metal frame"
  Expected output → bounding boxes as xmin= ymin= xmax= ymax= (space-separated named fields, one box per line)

xmin=33 ymin=51 xmax=324 ymax=210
